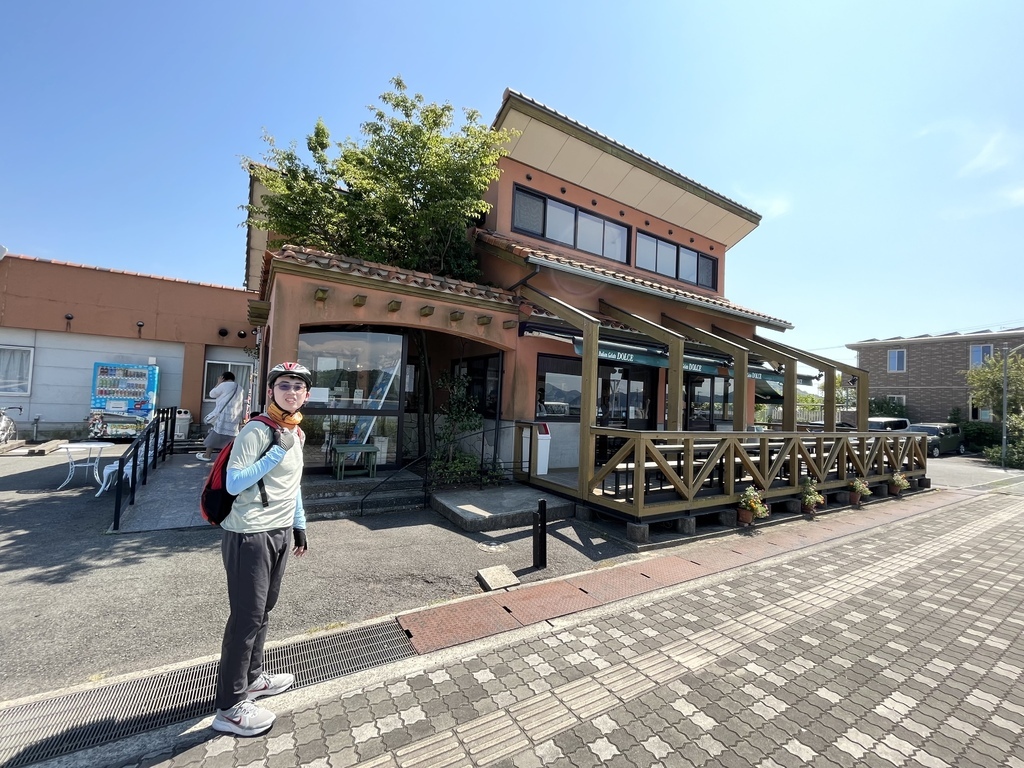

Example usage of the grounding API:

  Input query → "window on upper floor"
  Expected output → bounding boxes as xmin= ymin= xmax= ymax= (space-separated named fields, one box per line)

xmin=635 ymin=232 xmax=717 ymax=290
xmin=887 ymin=349 xmax=906 ymax=373
xmin=0 ymin=345 xmax=33 ymax=396
xmin=970 ymin=344 xmax=993 ymax=368
xmin=512 ymin=186 xmax=628 ymax=263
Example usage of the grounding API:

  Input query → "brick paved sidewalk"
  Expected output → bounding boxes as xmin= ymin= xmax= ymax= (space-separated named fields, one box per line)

xmin=25 ymin=485 xmax=1024 ymax=767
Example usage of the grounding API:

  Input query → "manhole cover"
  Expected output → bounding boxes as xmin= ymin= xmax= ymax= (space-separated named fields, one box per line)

xmin=477 ymin=540 xmax=508 ymax=553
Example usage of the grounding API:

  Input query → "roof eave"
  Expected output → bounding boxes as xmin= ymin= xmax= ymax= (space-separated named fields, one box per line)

xmin=494 ymin=88 xmax=761 ymax=228
xmin=525 ymin=253 xmax=792 ymax=333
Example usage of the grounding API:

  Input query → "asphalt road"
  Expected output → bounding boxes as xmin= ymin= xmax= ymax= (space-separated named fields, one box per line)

xmin=0 ymin=449 xmax=641 ymax=703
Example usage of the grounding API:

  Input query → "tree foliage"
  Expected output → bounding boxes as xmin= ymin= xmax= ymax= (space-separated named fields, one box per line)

xmin=243 ymin=76 xmax=516 ymax=281
xmin=868 ymin=397 xmax=907 ymax=417
xmin=964 ymin=351 xmax=1024 ymax=421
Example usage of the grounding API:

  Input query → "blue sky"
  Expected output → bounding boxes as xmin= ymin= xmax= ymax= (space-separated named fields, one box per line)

xmin=3 ymin=1 xmax=1022 ymax=367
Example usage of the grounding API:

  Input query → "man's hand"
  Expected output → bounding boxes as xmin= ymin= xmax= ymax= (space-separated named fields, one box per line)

xmin=292 ymin=528 xmax=308 ymax=556
xmin=275 ymin=428 xmax=296 ymax=452
xmin=204 ymin=413 xmax=215 ymax=425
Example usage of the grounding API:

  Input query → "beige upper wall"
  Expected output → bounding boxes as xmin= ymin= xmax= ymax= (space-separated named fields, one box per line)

xmin=492 ymin=92 xmax=760 ymax=250
xmin=0 ymin=255 xmax=254 ymax=414
xmin=483 ymin=157 xmax=731 ymax=298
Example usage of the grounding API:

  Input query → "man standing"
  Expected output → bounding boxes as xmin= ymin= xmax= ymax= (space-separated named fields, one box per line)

xmin=197 ymin=371 xmax=244 ymax=462
xmin=211 ymin=362 xmax=311 ymax=736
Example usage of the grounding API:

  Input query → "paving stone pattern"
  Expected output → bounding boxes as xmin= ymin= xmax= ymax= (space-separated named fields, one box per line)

xmin=116 ymin=493 xmax=1024 ymax=767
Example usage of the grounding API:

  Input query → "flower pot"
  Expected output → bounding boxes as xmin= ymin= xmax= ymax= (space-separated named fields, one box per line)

xmin=849 ymin=491 xmax=861 ymax=508
xmin=737 ymin=507 xmax=754 ymax=526
xmin=802 ymin=504 xmax=816 ymax=515
xmin=888 ymin=485 xmax=902 ymax=497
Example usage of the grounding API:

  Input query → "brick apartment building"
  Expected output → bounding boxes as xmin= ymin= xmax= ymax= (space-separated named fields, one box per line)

xmin=847 ymin=329 xmax=1024 ymax=423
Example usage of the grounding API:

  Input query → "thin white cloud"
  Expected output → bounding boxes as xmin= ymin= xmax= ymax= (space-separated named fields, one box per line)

xmin=916 ymin=119 xmax=1019 ymax=177
xmin=738 ymin=192 xmax=792 ymax=220
xmin=940 ymin=184 xmax=1024 ymax=219
xmin=958 ymin=132 xmax=1012 ymax=177
xmin=1001 ymin=185 xmax=1024 ymax=207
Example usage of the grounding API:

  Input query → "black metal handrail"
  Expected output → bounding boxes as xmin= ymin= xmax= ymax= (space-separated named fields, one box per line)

xmin=357 ymin=452 xmax=431 ymax=516
xmin=355 ymin=423 xmax=518 ymax=515
xmin=111 ymin=406 xmax=176 ymax=531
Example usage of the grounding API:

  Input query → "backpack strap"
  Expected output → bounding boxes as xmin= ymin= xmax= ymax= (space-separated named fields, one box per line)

xmin=250 ymin=415 xmax=280 ymax=508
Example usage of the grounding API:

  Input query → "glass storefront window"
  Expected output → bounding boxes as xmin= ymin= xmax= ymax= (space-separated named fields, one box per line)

xmin=297 ymin=413 xmax=397 ymax=468
xmin=297 ymin=330 xmax=405 ymax=470
xmin=299 ymin=330 xmax=403 ymax=410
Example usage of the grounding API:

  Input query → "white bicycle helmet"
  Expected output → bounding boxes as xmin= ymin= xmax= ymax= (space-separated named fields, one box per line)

xmin=267 ymin=362 xmax=313 ymax=389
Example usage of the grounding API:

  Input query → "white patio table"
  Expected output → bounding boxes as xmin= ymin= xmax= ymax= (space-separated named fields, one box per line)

xmin=57 ymin=442 xmax=114 ymax=491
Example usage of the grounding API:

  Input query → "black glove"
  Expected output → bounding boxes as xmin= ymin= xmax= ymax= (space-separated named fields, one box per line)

xmin=275 ymin=428 xmax=296 ymax=452
xmin=293 ymin=528 xmax=308 ymax=551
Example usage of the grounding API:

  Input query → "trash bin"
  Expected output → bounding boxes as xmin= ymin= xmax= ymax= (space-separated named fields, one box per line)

xmin=521 ymin=422 xmax=550 ymax=475
xmin=174 ymin=408 xmax=192 ymax=440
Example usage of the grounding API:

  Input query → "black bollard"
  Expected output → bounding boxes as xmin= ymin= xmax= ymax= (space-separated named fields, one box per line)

xmin=533 ymin=498 xmax=547 ymax=569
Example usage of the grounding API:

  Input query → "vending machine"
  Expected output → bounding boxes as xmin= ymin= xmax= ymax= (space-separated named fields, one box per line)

xmin=88 ymin=362 xmax=160 ymax=438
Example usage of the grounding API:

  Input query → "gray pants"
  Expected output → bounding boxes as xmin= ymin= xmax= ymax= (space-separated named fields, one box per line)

xmin=215 ymin=527 xmax=290 ymax=711
xmin=204 ymin=429 xmax=233 ymax=452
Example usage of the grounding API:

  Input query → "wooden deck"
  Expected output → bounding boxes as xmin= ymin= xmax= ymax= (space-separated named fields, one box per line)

xmin=514 ymin=426 xmax=928 ymax=523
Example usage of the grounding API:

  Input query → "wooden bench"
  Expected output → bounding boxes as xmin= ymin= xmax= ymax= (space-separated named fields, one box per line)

xmin=331 ymin=443 xmax=379 ymax=480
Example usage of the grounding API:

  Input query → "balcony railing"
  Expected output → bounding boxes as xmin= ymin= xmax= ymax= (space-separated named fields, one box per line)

xmin=514 ymin=425 xmax=927 ymax=521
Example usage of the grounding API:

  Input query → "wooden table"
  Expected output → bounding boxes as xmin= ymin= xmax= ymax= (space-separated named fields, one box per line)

xmin=332 ymin=443 xmax=379 ymax=480
xmin=57 ymin=442 xmax=114 ymax=490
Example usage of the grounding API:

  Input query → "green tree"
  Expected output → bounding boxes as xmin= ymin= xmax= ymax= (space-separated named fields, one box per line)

xmin=244 ymin=76 xmax=516 ymax=281
xmin=868 ymin=397 xmax=907 ymax=417
xmin=429 ymin=372 xmax=485 ymax=486
xmin=964 ymin=352 xmax=1024 ymax=421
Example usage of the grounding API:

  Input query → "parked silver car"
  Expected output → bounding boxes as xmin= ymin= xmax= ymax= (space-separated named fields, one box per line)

xmin=867 ymin=416 xmax=911 ymax=431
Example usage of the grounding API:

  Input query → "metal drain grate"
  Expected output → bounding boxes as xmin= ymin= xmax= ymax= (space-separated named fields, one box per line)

xmin=0 ymin=619 xmax=415 ymax=768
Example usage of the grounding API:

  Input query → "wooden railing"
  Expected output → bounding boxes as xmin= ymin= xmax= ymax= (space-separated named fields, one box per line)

xmin=514 ymin=425 xmax=927 ymax=521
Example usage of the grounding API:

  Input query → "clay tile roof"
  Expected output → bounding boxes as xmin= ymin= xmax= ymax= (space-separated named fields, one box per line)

xmin=475 ymin=230 xmax=791 ymax=330
xmin=269 ymin=244 xmax=521 ymax=308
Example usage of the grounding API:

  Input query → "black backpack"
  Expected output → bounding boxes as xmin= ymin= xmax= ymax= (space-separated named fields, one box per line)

xmin=199 ymin=415 xmax=278 ymax=526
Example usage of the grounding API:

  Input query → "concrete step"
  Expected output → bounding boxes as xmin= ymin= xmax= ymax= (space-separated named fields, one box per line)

xmin=302 ymin=470 xmax=427 ymax=519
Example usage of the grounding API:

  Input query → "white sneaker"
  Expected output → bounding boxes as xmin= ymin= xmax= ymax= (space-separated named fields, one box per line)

xmin=211 ymin=699 xmax=275 ymax=736
xmin=196 ymin=452 xmax=213 ymax=462
xmin=246 ymin=671 xmax=294 ymax=699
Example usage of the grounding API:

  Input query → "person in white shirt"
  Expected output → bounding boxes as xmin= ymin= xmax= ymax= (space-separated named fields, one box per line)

xmin=197 ymin=372 xmax=244 ymax=462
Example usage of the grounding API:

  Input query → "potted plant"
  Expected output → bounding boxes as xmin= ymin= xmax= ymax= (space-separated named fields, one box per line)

xmin=889 ymin=471 xmax=911 ymax=496
xmin=799 ymin=477 xmax=825 ymax=515
xmin=848 ymin=477 xmax=871 ymax=508
xmin=737 ymin=485 xmax=770 ymax=527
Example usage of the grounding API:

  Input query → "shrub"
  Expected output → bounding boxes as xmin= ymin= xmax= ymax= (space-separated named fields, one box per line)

xmin=959 ymin=420 xmax=999 ymax=451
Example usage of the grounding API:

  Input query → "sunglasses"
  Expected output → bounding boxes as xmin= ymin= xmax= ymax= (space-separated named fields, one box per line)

xmin=274 ymin=383 xmax=308 ymax=393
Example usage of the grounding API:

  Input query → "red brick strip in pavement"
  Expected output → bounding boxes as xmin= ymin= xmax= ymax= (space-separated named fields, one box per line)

xmin=566 ymin=565 xmax=660 ymax=603
xmin=621 ymin=554 xmax=709 ymax=586
xmin=397 ymin=597 xmax=522 ymax=654
xmin=495 ymin=579 xmax=601 ymax=625
xmin=398 ymin=488 xmax=973 ymax=656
